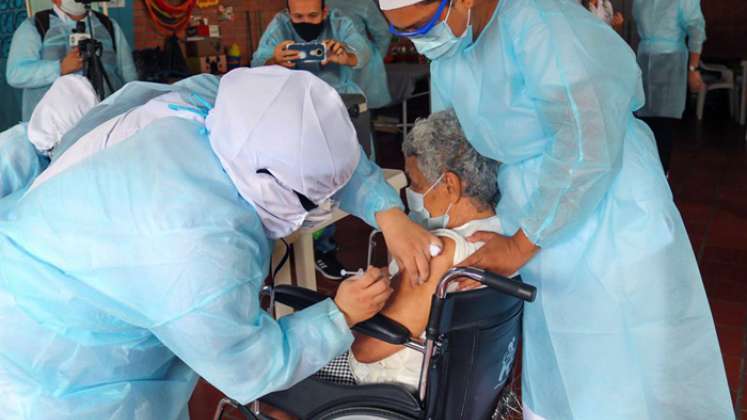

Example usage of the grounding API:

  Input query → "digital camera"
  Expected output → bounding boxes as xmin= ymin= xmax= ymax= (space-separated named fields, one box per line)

xmin=287 ymin=42 xmax=327 ymax=64
xmin=69 ymin=21 xmax=91 ymax=48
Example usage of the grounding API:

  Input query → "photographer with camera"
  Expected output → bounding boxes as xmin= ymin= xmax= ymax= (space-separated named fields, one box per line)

xmin=6 ymin=0 xmax=136 ymax=121
xmin=251 ymin=0 xmax=371 ymax=98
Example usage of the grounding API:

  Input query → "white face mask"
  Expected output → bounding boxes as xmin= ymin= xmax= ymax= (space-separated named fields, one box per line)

xmin=410 ymin=2 xmax=472 ymax=61
xmin=405 ymin=173 xmax=453 ymax=230
xmin=59 ymin=0 xmax=87 ymax=17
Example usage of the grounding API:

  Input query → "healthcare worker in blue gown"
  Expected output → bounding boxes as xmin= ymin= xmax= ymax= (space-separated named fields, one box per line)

xmin=0 ymin=67 xmax=398 ymax=419
xmin=369 ymin=0 xmax=732 ymax=419
xmin=327 ymin=0 xmax=393 ymax=108
xmin=633 ymin=0 xmax=706 ymax=174
xmin=251 ymin=0 xmax=371 ymax=98
xmin=6 ymin=0 xmax=136 ymax=122
xmin=0 ymin=74 xmax=98 ymax=200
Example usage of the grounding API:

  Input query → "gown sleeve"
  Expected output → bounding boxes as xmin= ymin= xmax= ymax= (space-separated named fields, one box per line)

xmin=251 ymin=14 xmax=288 ymax=67
xmin=335 ymin=148 xmax=404 ymax=228
xmin=6 ymin=20 xmax=61 ymax=89
xmin=113 ymin=21 xmax=138 ymax=83
xmin=337 ymin=15 xmax=371 ymax=71
xmin=680 ymin=0 xmax=706 ymax=54
xmin=152 ymin=282 xmax=353 ymax=404
xmin=511 ymin=13 xmax=630 ymax=246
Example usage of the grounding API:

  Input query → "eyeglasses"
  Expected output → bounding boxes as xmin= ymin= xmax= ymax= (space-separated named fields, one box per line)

xmin=388 ymin=0 xmax=449 ymax=37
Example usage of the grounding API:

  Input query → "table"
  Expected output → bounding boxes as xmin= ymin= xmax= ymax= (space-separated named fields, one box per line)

xmin=272 ymin=169 xmax=407 ymax=308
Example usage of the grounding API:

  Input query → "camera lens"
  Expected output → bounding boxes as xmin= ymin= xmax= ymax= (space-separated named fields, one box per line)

xmin=311 ymin=48 xmax=323 ymax=57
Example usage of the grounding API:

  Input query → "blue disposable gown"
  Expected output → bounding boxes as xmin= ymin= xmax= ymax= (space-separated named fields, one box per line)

xmin=349 ymin=1 xmax=733 ymax=418
xmin=633 ymin=0 xmax=706 ymax=119
xmin=0 ymin=123 xmax=47 ymax=199
xmin=6 ymin=9 xmax=137 ymax=121
xmin=251 ymin=9 xmax=370 ymax=98
xmin=0 ymin=74 xmax=403 ymax=419
xmin=327 ymin=0 xmax=392 ymax=108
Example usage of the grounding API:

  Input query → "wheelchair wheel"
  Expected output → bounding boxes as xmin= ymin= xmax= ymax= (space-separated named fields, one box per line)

xmin=312 ymin=407 xmax=417 ymax=420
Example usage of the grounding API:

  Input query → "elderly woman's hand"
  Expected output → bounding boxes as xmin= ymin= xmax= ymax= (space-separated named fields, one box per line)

xmin=457 ymin=230 xmax=539 ymax=290
xmin=376 ymin=208 xmax=442 ymax=287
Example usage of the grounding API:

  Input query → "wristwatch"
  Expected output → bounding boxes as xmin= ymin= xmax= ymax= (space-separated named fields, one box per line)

xmin=688 ymin=65 xmax=699 ymax=72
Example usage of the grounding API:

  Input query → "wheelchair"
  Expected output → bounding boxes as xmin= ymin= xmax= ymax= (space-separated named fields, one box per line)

xmin=214 ymin=267 xmax=536 ymax=420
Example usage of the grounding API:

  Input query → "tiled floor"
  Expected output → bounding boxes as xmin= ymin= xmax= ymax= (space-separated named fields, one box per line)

xmin=668 ymin=113 xmax=747 ymax=419
xmin=190 ymin=111 xmax=747 ymax=419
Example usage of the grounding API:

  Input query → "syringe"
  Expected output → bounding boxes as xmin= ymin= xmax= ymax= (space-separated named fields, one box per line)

xmin=340 ymin=268 xmax=365 ymax=278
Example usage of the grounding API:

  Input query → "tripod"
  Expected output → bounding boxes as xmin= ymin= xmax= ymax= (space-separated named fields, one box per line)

xmin=77 ymin=2 xmax=113 ymax=100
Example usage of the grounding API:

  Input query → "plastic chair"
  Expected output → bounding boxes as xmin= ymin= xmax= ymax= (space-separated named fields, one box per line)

xmin=696 ymin=62 xmax=738 ymax=121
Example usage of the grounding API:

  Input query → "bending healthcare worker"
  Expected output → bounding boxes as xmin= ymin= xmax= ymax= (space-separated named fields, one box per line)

xmin=0 ymin=67 xmax=393 ymax=419
xmin=367 ymin=0 xmax=732 ymax=419
xmin=0 ymin=74 xmax=98 ymax=199
xmin=633 ymin=0 xmax=706 ymax=174
xmin=6 ymin=0 xmax=136 ymax=121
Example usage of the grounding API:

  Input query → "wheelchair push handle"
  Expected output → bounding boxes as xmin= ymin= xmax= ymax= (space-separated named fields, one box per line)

xmin=438 ymin=267 xmax=537 ymax=302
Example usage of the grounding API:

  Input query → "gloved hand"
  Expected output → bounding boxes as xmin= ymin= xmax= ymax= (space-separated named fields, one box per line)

xmin=60 ymin=47 xmax=83 ymax=75
xmin=457 ymin=230 xmax=539 ymax=290
xmin=322 ymin=40 xmax=357 ymax=67
xmin=270 ymin=40 xmax=300 ymax=68
xmin=334 ymin=266 xmax=393 ymax=327
xmin=376 ymin=208 xmax=442 ymax=287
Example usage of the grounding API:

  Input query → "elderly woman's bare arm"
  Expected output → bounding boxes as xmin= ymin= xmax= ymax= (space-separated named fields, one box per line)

xmin=351 ymin=237 xmax=456 ymax=363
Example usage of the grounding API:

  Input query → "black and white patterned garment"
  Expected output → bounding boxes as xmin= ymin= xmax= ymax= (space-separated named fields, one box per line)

xmin=313 ymin=351 xmax=357 ymax=386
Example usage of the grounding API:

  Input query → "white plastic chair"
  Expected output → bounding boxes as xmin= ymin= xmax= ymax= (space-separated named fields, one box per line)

xmin=696 ymin=62 xmax=738 ymax=121
xmin=739 ymin=60 xmax=746 ymax=126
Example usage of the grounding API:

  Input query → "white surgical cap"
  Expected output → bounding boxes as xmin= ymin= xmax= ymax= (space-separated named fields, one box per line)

xmin=379 ymin=0 xmax=424 ymax=10
xmin=27 ymin=75 xmax=99 ymax=155
xmin=206 ymin=66 xmax=361 ymax=239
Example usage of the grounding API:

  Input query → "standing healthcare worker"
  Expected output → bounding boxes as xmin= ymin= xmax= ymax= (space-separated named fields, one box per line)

xmin=6 ymin=0 xmax=136 ymax=121
xmin=327 ymin=0 xmax=393 ymax=108
xmin=633 ymin=0 xmax=705 ymax=175
xmin=0 ymin=67 xmax=394 ymax=419
xmin=355 ymin=0 xmax=732 ymax=419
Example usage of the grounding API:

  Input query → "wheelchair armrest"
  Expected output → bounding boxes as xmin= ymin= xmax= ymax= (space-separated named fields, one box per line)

xmin=354 ymin=314 xmax=411 ymax=346
xmin=273 ymin=285 xmax=327 ymax=310
xmin=273 ymin=285 xmax=412 ymax=346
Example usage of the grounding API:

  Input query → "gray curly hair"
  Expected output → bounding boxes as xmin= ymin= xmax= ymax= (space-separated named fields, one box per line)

xmin=402 ymin=110 xmax=500 ymax=210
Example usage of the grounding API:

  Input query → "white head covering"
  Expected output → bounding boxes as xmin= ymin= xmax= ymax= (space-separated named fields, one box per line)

xmin=379 ymin=0 xmax=424 ymax=10
xmin=27 ymin=75 xmax=99 ymax=155
xmin=206 ymin=66 xmax=361 ymax=239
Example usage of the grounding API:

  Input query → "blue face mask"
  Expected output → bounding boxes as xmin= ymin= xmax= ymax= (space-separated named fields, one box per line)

xmin=410 ymin=2 xmax=472 ymax=61
xmin=405 ymin=173 xmax=453 ymax=230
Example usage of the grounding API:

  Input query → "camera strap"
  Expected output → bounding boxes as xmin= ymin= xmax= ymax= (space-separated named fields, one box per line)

xmin=34 ymin=9 xmax=117 ymax=52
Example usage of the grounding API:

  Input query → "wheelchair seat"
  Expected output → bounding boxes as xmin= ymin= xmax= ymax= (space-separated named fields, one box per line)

xmin=260 ymin=281 xmax=525 ymax=420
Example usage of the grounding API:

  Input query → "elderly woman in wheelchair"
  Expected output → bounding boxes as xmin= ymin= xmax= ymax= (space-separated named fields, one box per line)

xmin=216 ymin=110 xmax=535 ymax=420
xmin=348 ymin=109 xmax=512 ymax=389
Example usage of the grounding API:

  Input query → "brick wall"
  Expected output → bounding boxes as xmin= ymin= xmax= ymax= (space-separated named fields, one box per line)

xmin=133 ymin=0 xmax=747 ymax=68
xmin=133 ymin=0 xmax=285 ymax=66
